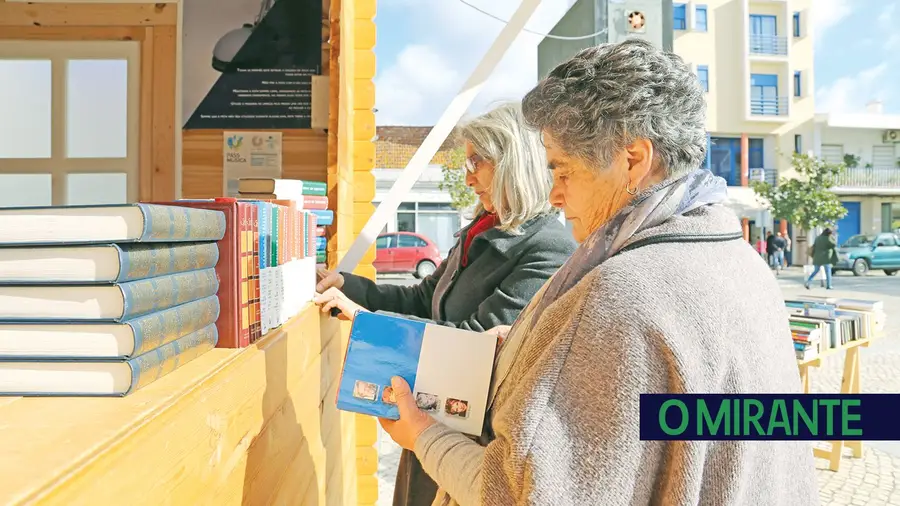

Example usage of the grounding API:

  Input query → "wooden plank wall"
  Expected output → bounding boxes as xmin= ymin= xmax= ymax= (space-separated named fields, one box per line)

xmin=334 ymin=0 xmax=379 ymax=504
xmin=0 ymin=0 xmax=178 ymax=201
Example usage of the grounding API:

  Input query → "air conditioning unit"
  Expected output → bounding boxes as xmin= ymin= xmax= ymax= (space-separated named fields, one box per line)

xmin=883 ymin=130 xmax=900 ymax=143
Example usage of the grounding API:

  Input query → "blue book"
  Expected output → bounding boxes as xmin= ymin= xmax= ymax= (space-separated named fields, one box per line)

xmin=336 ymin=311 xmax=497 ymax=436
xmin=311 ymin=209 xmax=333 ymax=226
xmin=0 ymin=203 xmax=226 ymax=246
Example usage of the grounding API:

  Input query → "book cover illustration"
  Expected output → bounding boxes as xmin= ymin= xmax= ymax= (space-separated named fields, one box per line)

xmin=336 ymin=311 xmax=497 ymax=436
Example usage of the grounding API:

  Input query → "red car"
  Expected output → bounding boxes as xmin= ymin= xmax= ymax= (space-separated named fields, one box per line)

xmin=374 ymin=232 xmax=442 ymax=278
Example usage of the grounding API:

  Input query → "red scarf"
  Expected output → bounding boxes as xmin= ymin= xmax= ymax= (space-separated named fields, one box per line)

xmin=461 ymin=213 xmax=498 ymax=267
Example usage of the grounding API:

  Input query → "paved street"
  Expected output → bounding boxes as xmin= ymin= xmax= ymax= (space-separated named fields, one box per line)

xmin=373 ymin=269 xmax=900 ymax=505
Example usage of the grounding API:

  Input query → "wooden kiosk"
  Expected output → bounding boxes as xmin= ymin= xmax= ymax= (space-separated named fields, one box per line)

xmin=0 ymin=0 xmax=380 ymax=504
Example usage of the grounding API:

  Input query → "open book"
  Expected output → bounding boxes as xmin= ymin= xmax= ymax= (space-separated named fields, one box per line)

xmin=336 ymin=312 xmax=498 ymax=436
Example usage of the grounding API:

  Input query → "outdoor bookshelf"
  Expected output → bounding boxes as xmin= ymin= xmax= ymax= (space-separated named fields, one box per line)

xmin=796 ymin=318 xmax=882 ymax=472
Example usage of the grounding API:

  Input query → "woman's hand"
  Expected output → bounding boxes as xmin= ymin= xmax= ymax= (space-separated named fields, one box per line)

xmin=379 ymin=376 xmax=436 ymax=450
xmin=485 ymin=325 xmax=512 ymax=345
xmin=313 ymin=287 xmax=367 ymax=321
xmin=316 ymin=267 xmax=345 ymax=293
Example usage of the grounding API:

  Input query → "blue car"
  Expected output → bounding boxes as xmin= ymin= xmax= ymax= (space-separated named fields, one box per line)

xmin=835 ymin=233 xmax=900 ymax=276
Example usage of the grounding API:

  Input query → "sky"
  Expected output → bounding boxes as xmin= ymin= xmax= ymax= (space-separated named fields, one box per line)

xmin=373 ymin=0 xmax=900 ymax=126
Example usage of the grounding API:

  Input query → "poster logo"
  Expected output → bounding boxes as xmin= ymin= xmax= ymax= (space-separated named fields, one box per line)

xmin=225 ymin=134 xmax=246 ymax=164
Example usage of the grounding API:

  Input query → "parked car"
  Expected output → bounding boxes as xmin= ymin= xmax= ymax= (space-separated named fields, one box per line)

xmin=835 ymin=233 xmax=900 ymax=276
xmin=374 ymin=232 xmax=442 ymax=278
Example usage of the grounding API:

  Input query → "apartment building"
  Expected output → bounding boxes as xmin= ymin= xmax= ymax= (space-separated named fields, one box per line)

xmin=538 ymin=0 xmax=815 ymax=243
xmin=673 ymin=0 xmax=814 ymax=243
xmin=814 ymin=104 xmax=900 ymax=242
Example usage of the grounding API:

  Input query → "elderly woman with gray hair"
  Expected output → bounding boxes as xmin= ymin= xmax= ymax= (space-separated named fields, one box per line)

xmin=379 ymin=39 xmax=819 ymax=505
xmin=314 ymin=101 xmax=576 ymax=505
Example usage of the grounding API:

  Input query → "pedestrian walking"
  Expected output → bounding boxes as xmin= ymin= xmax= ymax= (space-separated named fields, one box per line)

xmin=805 ymin=228 xmax=838 ymax=290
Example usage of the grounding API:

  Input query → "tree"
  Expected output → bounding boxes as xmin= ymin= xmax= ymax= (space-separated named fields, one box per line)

xmin=438 ymin=148 xmax=477 ymax=210
xmin=750 ymin=152 xmax=847 ymax=233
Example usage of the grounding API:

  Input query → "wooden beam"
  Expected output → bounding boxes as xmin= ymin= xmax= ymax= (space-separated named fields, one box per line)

xmin=326 ymin=0 xmax=341 ymax=269
xmin=151 ymin=25 xmax=176 ymax=200
xmin=139 ymin=27 xmax=155 ymax=202
xmin=0 ymin=26 xmax=145 ymax=40
xmin=0 ymin=2 xmax=176 ymax=27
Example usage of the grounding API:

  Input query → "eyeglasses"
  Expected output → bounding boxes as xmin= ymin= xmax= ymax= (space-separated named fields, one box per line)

xmin=464 ymin=154 xmax=485 ymax=174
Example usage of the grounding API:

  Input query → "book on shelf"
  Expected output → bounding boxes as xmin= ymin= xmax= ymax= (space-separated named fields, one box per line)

xmin=237 ymin=178 xmax=327 ymax=197
xmin=0 ymin=268 xmax=219 ymax=322
xmin=786 ymin=297 xmax=885 ymax=360
xmin=237 ymin=194 xmax=329 ymax=210
xmin=0 ymin=296 xmax=219 ymax=359
xmin=0 ymin=323 xmax=219 ymax=396
xmin=0 ymin=204 xmax=226 ymax=245
xmin=336 ymin=312 xmax=497 ymax=436
xmin=0 ymin=242 xmax=219 ymax=284
xmin=148 ymin=199 xmax=257 ymax=348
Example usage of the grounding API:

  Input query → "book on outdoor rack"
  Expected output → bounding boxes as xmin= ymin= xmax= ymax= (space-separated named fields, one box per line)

xmin=0 ymin=204 xmax=226 ymax=245
xmin=335 ymin=311 xmax=498 ymax=436
xmin=0 ymin=323 xmax=218 ymax=396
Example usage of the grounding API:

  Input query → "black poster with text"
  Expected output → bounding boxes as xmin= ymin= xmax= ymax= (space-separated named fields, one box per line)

xmin=183 ymin=0 xmax=323 ymax=129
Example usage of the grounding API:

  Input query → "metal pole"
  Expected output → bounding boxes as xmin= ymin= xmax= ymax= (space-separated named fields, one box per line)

xmin=336 ymin=0 xmax=544 ymax=273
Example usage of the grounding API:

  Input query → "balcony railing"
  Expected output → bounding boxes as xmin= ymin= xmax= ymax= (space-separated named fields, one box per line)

xmin=748 ymin=168 xmax=778 ymax=186
xmin=749 ymin=34 xmax=788 ymax=56
xmin=835 ymin=167 xmax=900 ymax=188
xmin=750 ymin=97 xmax=788 ymax=116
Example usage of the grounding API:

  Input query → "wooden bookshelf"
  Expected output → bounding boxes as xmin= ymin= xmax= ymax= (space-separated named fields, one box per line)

xmin=0 ymin=0 xmax=379 ymax=503
xmin=798 ymin=335 xmax=877 ymax=472
xmin=0 ymin=304 xmax=361 ymax=505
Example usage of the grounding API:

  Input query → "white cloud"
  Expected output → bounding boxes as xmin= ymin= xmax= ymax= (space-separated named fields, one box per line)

xmin=816 ymin=63 xmax=890 ymax=114
xmin=878 ymin=3 xmax=896 ymax=28
xmin=374 ymin=0 xmax=575 ymax=125
xmin=811 ymin=0 xmax=853 ymax=41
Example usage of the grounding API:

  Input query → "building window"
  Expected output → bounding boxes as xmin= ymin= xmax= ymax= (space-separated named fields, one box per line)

xmin=393 ymin=202 xmax=461 ymax=257
xmin=793 ymin=12 xmax=801 ymax=37
xmin=793 ymin=71 xmax=801 ymax=97
xmin=697 ymin=65 xmax=709 ymax=92
xmin=695 ymin=5 xmax=708 ymax=31
xmin=794 ymin=135 xmax=802 ymax=154
xmin=749 ymin=138 xmax=764 ymax=169
xmin=750 ymin=74 xmax=779 ymax=115
xmin=0 ymin=41 xmax=140 ymax=207
xmin=674 ymin=4 xmax=687 ymax=30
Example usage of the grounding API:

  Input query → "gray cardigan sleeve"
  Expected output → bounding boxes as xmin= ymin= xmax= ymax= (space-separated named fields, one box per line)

xmin=391 ymin=241 xmax=573 ymax=331
xmin=414 ymin=286 xmax=669 ymax=505
xmin=338 ymin=257 xmax=449 ymax=320
xmin=343 ymin=241 xmax=571 ymax=332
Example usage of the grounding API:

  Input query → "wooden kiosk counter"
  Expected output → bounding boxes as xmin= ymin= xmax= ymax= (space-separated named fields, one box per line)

xmin=0 ymin=0 xmax=380 ymax=504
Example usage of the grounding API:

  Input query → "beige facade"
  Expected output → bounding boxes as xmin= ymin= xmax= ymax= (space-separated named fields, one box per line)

xmin=815 ymin=111 xmax=900 ymax=239
xmin=674 ymin=0 xmax=815 ymax=239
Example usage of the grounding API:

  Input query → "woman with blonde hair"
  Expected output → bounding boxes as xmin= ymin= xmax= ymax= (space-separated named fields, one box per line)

xmin=314 ymin=101 xmax=576 ymax=506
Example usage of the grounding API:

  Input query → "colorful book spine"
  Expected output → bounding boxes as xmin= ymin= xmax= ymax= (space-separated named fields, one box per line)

xmin=128 ymin=324 xmax=219 ymax=395
xmin=316 ymin=227 xmax=326 ymax=237
xmin=249 ymin=205 xmax=261 ymax=342
xmin=115 ymin=242 xmax=219 ymax=283
xmin=311 ymin=209 xmax=334 ymax=226
xmin=316 ymin=237 xmax=326 ymax=251
xmin=301 ymin=181 xmax=327 ymax=196
xmin=238 ymin=204 xmax=253 ymax=347
xmin=127 ymin=296 xmax=220 ymax=357
xmin=137 ymin=204 xmax=227 ymax=242
xmin=300 ymin=195 xmax=329 ymax=210
xmin=119 ymin=268 xmax=219 ymax=321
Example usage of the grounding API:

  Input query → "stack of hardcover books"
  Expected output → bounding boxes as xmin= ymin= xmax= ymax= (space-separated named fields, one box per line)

xmin=784 ymin=296 xmax=885 ymax=361
xmin=0 ymin=203 xmax=225 ymax=396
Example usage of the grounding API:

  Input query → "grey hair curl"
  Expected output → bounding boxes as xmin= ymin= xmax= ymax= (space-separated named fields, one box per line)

xmin=456 ymin=102 xmax=554 ymax=233
xmin=521 ymin=38 xmax=707 ymax=179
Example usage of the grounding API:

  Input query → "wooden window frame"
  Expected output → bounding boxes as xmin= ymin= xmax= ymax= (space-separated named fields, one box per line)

xmin=0 ymin=40 xmax=141 ymax=205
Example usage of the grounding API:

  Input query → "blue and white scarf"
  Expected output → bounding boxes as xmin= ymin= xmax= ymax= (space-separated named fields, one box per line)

xmin=527 ymin=168 xmax=729 ymax=327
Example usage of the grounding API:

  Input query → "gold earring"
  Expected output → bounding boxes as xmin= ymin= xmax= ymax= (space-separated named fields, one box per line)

xmin=625 ymin=181 xmax=638 ymax=196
